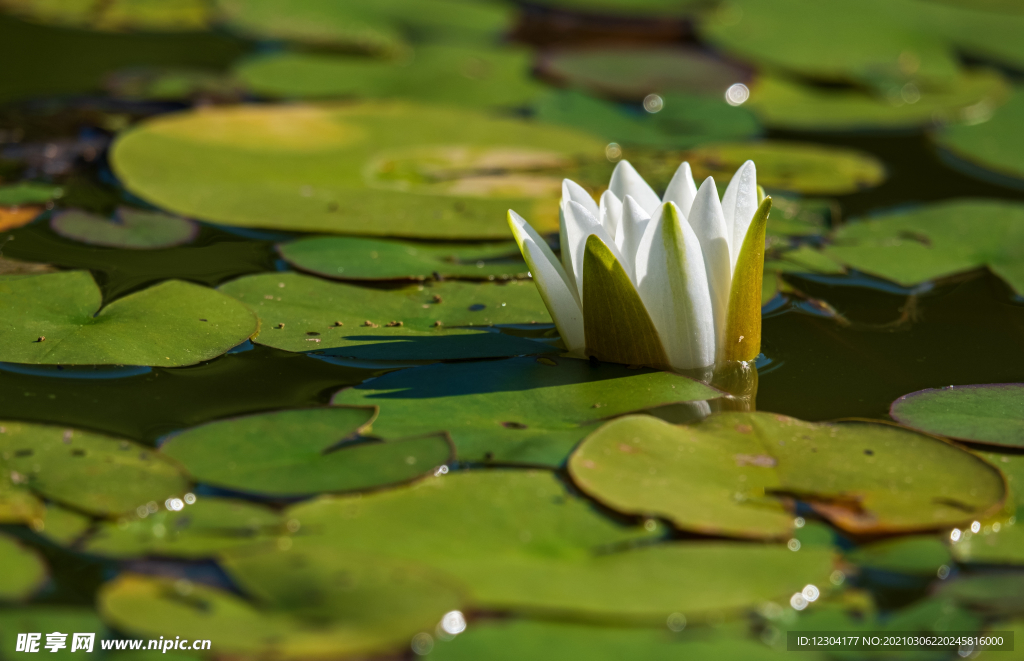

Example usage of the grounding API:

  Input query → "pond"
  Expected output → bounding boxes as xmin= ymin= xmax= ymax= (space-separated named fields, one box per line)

xmin=1 ymin=0 xmax=1024 ymax=659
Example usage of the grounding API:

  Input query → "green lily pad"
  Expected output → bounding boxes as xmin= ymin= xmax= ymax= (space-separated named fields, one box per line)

xmin=950 ymin=450 xmax=1024 ymax=565
xmin=99 ymin=567 xmax=461 ymax=659
xmin=0 ymin=182 xmax=62 ymax=206
xmin=0 ymin=420 xmax=190 ymax=516
xmin=684 ymin=141 xmax=886 ymax=195
xmin=569 ymin=412 xmax=1006 ymax=537
xmin=0 ymin=534 xmax=47 ymax=600
xmin=938 ymin=573 xmax=1024 ymax=616
xmin=236 ymin=45 xmax=545 ymax=108
xmin=534 ymin=90 xmax=761 ymax=149
xmin=50 ymin=207 xmax=199 ymax=249
xmin=279 ymin=235 xmax=526 ymax=281
xmin=934 ymin=88 xmax=1024 ymax=187
xmin=110 ymin=102 xmax=604 ymax=239
xmin=749 ymin=70 xmax=1009 ymax=130
xmin=0 ymin=271 xmax=257 ymax=366
xmin=844 ymin=536 xmax=953 ymax=575
xmin=105 ymin=66 xmax=245 ymax=102
xmin=890 ymin=384 xmax=1024 ymax=448
xmin=429 ymin=620 xmax=796 ymax=661
xmin=81 ymin=499 xmax=276 ymax=561
xmin=331 ymin=355 xmax=720 ymax=466
xmin=699 ymin=0 xmax=960 ymax=86
xmin=219 ymin=272 xmax=554 ymax=361
xmin=826 ymin=200 xmax=1024 ymax=295
xmin=217 ymin=0 xmax=512 ymax=51
xmin=83 ymin=497 xmax=280 ymax=559
xmin=2 ymin=0 xmax=212 ymax=31
xmin=284 ymin=469 xmax=834 ymax=622
xmin=0 ymin=608 xmax=108 ymax=657
xmin=34 ymin=503 xmax=93 ymax=546
xmin=765 ymin=196 xmax=835 ymax=240
xmin=538 ymin=46 xmax=751 ymax=100
xmin=160 ymin=407 xmax=452 ymax=497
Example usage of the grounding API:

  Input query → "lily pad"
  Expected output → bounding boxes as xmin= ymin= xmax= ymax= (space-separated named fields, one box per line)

xmin=219 ymin=272 xmax=554 ymax=361
xmin=0 ymin=534 xmax=47 ymax=600
xmin=569 ymin=412 xmax=1006 ymax=537
xmin=826 ymin=200 xmax=1024 ymax=295
xmin=0 ymin=420 xmax=190 ymax=516
xmin=0 ymin=206 xmax=44 ymax=231
xmin=235 ymin=45 xmax=545 ymax=108
xmin=890 ymin=384 xmax=1024 ymax=448
xmin=50 ymin=207 xmax=199 ymax=249
xmin=0 ymin=608 xmax=108 ymax=657
xmin=217 ymin=0 xmax=511 ymax=51
xmin=99 ymin=566 xmax=462 ymax=659
xmin=284 ymin=469 xmax=834 ymax=622
xmin=160 ymin=407 xmax=452 ymax=497
xmin=331 ymin=355 xmax=720 ymax=466
xmin=938 ymin=573 xmax=1024 ymax=616
xmin=0 ymin=182 xmax=62 ymax=206
xmin=429 ymin=620 xmax=797 ymax=661
xmin=537 ymin=46 xmax=751 ymax=100
xmin=523 ymin=0 xmax=704 ymax=17
xmin=699 ymin=0 xmax=960 ymax=85
xmin=110 ymin=102 xmax=604 ymax=239
xmin=844 ymin=536 xmax=953 ymax=575
xmin=0 ymin=271 xmax=257 ymax=366
xmin=934 ymin=88 xmax=1024 ymax=187
xmin=2 ymin=0 xmax=212 ymax=31
xmin=534 ymin=90 xmax=761 ymax=149
xmin=278 ymin=235 xmax=526 ymax=281
xmin=83 ymin=497 xmax=281 ymax=558
xmin=34 ymin=503 xmax=93 ymax=546
xmin=749 ymin=70 xmax=1009 ymax=130
xmin=684 ymin=141 xmax=886 ymax=195
xmin=950 ymin=450 xmax=1024 ymax=565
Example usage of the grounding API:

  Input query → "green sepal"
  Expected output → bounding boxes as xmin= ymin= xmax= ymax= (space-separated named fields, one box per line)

xmin=582 ymin=234 xmax=669 ymax=369
xmin=723 ymin=196 xmax=772 ymax=362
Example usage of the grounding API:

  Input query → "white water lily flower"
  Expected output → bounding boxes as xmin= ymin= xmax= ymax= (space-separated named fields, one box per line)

xmin=508 ymin=159 xmax=771 ymax=371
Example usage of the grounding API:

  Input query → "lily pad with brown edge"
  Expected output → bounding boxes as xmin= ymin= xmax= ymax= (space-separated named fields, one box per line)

xmin=537 ymin=46 xmax=752 ymax=100
xmin=98 ymin=563 xmax=463 ymax=660
xmin=950 ymin=450 xmax=1024 ymax=565
xmin=278 ymin=235 xmax=526 ymax=281
xmin=159 ymin=407 xmax=452 ymax=497
xmin=568 ymin=412 xmax=1006 ymax=538
xmin=50 ymin=207 xmax=199 ymax=249
xmin=110 ymin=103 xmax=603 ymax=240
xmin=844 ymin=535 xmax=953 ymax=576
xmin=890 ymin=384 xmax=1024 ymax=448
xmin=683 ymin=141 xmax=886 ymax=195
xmin=427 ymin=619 xmax=801 ymax=661
xmin=934 ymin=88 xmax=1024 ymax=187
xmin=0 ymin=271 xmax=257 ymax=366
xmin=0 ymin=206 xmax=44 ymax=231
xmin=330 ymin=355 xmax=721 ymax=466
xmin=280 ymin=469 xmax=835 ymax=623
xmin=0 ymin=534 xmax=47 ymax=600
xmin=825 ymin=199 xmax=1024 ymax=295
xmin=747 ymin=70 xmax=1009 ymax=131
xmin=82 ymin=497 xmax=281 ymax=559
xmin=235 ymin=44 xmax=545 ymax=109
xmin=218 ymin=272 xmax=555 ymax=361
xmin=0 ymin=420 xmax=190 ymax=517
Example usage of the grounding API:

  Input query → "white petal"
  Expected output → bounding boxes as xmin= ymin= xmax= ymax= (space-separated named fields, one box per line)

xmin=720 ymin=160 xmax=758 ymax=270
xmin=508 ymin=210 xmax=585 ymax=353
xmin=618 ymin=195 xmax=651 ymax=283
xmin=634 ymin=202 xmax=715 ymax=369
xmin=558 ymin=202 xmax=575 ymax=295
xmin=561 ymin=178 xmax=598 ymax=219
xmin=609 ymin=160 xmax=661 ymax=216
xmin=563 ymin=200 xmax=619 ymax=302
xmin=687 ymin=178 xmax=732 ymax=351
xmin=662 ymin=162 xmax=698 ymax=218
xmin=599 ymin=190 xmax=622 ymax=239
